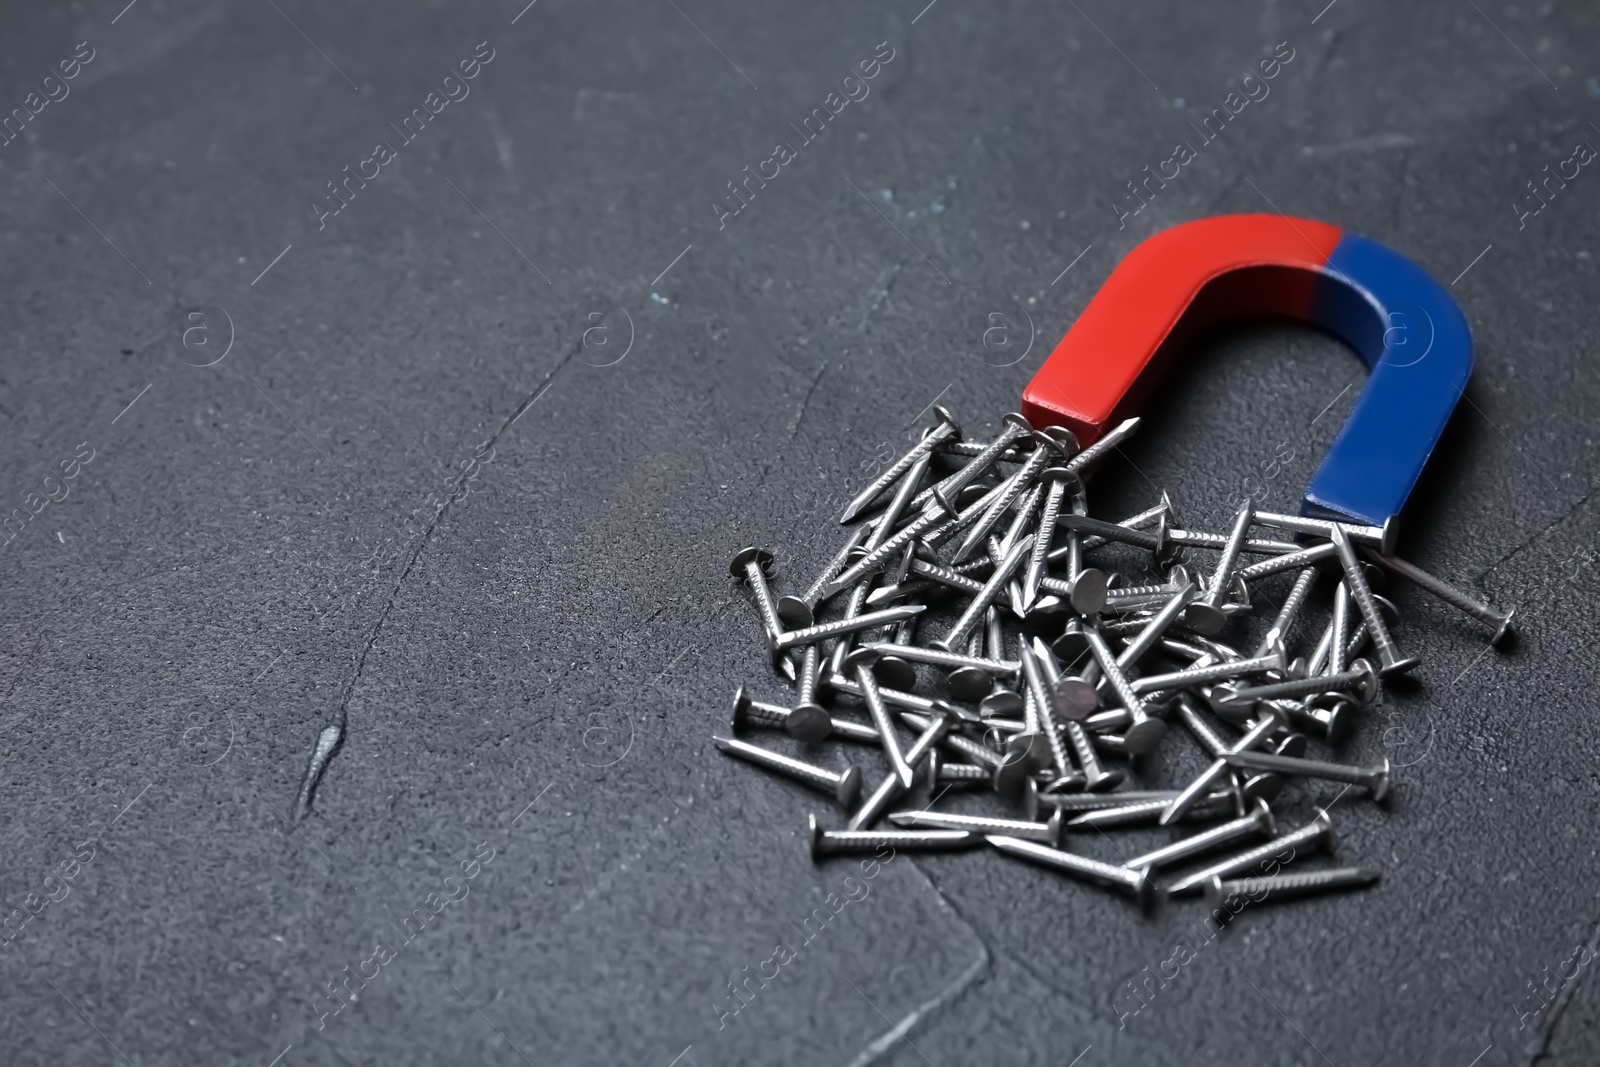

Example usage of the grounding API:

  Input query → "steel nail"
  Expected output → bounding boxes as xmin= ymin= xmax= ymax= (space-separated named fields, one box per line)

xmin=809 ymin=813 xmax=978 ymax=858
xmin=846 ymin=648 xmax=916 ymax=789
xmin=847 ymin=710 xmax=954 ymax=830
xmin=1331 ymin=525 xmax=1419 ymax=677
xmin=1166 ymin=808 xmax=1336 ymax=895
xmin=839 ymin=407 xmax=961 ymax=524
xmin=1221 ymin=750 xmax=1391 ymax=801
xmin=772 ymin=604 xmax=926 ymax=654
xmin=1203 ymin=865 xmax=1381 ymax=916
xmin=987 ymin=834 xmax=1160 ymax=910
xmin=714 ymin=736 xmax=863 ymax=807
xmin=1122 ymin=799 xmax=1276 ymax=871
xmin=894 ymin=809 xmax=1066 ymax=847
xmin=1360 ymin=547 xmax=1515 ymax=644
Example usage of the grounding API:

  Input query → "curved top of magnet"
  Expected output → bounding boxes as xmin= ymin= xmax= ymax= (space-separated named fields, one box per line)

xmin=1021 ymin=214 xmax=1472 ymax=527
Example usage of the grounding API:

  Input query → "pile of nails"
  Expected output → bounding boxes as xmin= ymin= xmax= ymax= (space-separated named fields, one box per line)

xmin=716 ymin=407 xmax=1515 ymax=914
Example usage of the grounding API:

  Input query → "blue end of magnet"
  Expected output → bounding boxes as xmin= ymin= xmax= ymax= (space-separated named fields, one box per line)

xmin=1303 ymin=234 xmax=1473 ymax=527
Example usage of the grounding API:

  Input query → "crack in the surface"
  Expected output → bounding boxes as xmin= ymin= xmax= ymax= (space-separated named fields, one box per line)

xmin=786 ymin=359 xmax=829 ymax=443
xmin=1524 ymin=921 xmax=1600 ymax=1063
xmin=856 ymin=258 xmax=906 ymax=333
xmin=836 ymin=859 xmax=993 ymax=1067
xmin=1476 ymin=481 xmax=1599 ymax=588
xmin=292 ymin=341 xmax=583 ymax=819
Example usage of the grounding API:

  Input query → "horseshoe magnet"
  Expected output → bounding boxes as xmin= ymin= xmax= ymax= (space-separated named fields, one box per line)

xmin=1021 ymin=214 xmax=1472 ymax=528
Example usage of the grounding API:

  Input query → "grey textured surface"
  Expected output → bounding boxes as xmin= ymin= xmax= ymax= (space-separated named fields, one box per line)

xmin=2 ymin=0 xmax=1598 ymax=1064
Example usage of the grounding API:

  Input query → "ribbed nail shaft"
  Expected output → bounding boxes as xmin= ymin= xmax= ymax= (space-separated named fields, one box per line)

xmin=937 ymin=535 xmax=1033 ymax=652
xmin=1329 ymin=581 xmax=1351 ymax=675
xmin=1064 ymin=794 xmax=1237 ymax=828
xmin=1122 ymin=805 xmax=1274 ymax=871
xmin=1238 ymin=542 xmax=1338 ymax=583
xmin=1024 ymin=473 xmax=1071 ymax=606
xmin=801 ymin=527 xmax=869 ymax=606
xmin=864 ymin=642 xmax=1017 ymax=678
xmin=908 ymin=557 xmax=985 ymax=594
xmin=856 ymin=663 xmax=915 ymax=789
xmin=1254 ymin=511 xmax=1389 ymax=549
xmin=839 ymin=415 xmax=959 ymax=523
xmin=1222 ymin=750 xmax=1390 ymax=800
xmin=1160 ymin=710 xmax=1282 ymax=826
xmin=1132 ymin=649 xmax=1283 ymax=695
xmin=893 ymin=810 xmax=1062 ymax=845
xmin=1219 ymin=660 xmax=1375 ymax=709
xmin=1199 ymin=503 xmax=1254 ymax=611
xmin=988 ymin=834 xmax=1156 ymax=906
xmin=1167 ymin=811 xmax=1333 ymax=894
xmin=953 ymin=447 xmax=1056 ymax=562
xmin=847 ymin=714 xmax=951 ymax=830
xmin=1361 ymin=548 xmax=1515 ymax=642
xmin=1255 ymin=566 xmax=1319 ymax=657
xmin=1331 ymin=525 xmax=1417 ymax=677
xmin=715 ymin=737 xmax=861 ymax=806
xmin=773 ymin=604 xmax=926 ymax=653
xmin=812 ymin=822 xmax=977 ymax=857
xmin=861 ymin=453 xmax=934 ymax=552
xmin=1083 ymin=625 xmax=1163 ymax=752
xmin=913 ymin=416 xmax=1033 ymax=514
xmin=1206 ymin=866 xmax=1381 ymax=911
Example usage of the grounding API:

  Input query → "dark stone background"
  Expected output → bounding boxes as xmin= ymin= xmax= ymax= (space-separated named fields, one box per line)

xmin=2 ymin=0 xmax=1597 ymax=1064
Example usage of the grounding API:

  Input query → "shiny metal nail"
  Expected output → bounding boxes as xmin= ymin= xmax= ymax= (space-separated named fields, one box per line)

xmin=714 ymin=737 xmax=863 ymax=807
xmin=1254 ymin=511 xmax=1396 ymax=553
xmin=1023 ymin=467 xmax=1080 ymax=607
xmin=1361 ymin=548 xmax=1515 ymax=644
xmin=1028 ymin=639 xmax=1120 ymax=790
xmin=1185 ymin=503 xmax=1254 ymax=635
xmin=1203 ymin=866 xmax=1380 ymax=915
xmin=772 ymin=604 xmax=926 ymax=654
xmin=1062 ymin=417 xmax=1140 ymax=477
xmin=810 ymin=813 xmax=977 ymax=858
xmin=893 ymin=809 xmax=1065 ymax=847
xmin=1062 ymin=793 xmax=1238 ymax=828
xmin=1237 ymin=542 xmax=1338 ymax=583
xmin=781 ymin=526 xmax=868 ymax=623
xmin=933 ymin=535 xmax=1033 ymax=653
xmin=839 ymin=408 xmax=961 ymax=523
xmin=825 ymin=495 xmax=955 ymax=595
xmin=913 ymin=413 xmax=1034 ymax=515
xmin=1083 ymin=625 xmax=1165 ymax=753
xmin=732 ymin=684 xmax=832 ymax=745
xmin=1167 ymin=809 xmax=1335 ymax=895
xmin=987 ymin=834 xmax=1160 ymax=910
xmin=731 ymin=547 xmax=783 ymax=639
xmin=1254 ymin=566 xmax=1320 ymax=659
xmin=790 ymin=648 xmax=832 ymax=743
xmin=1130 ymin=643 xmax=1285 ymax=696
xmin=1058 ymin=488 xmax=1108 ymax=613
xmin=1163 ymin=528 xmax=1300 ymax=555
xmin=861 ymin=452 xmax=934 ymax=555
xmin=863 ymin=641 xmax=1017 ymax=680
xmin=1218 ymin=658 xmax=1379 ymax=710
xmin=1122 ymin=799 xmax=1276 ymax=871
xmin=1221 ymin=750 xmax=1391 ymax=801
xmin=847 ymin=710 xmax=953 ymax=830
xmin=1329 ymin=581 xmax=1351 ymax=676
xmin=845 ymin=647 xmax=915 ymax=789
xmin=951 ymin=438 xmax=1064 ymax=562
xmin=908 ymin=557 xmax=985 ymax=595
xmin=1160 ymin=704 xmax=1284 ymax=826
xmin=1331 ymin=525 xmax=1418 ymax=677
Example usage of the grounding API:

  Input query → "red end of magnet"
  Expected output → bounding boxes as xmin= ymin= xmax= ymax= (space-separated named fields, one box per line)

xmin=1022 ymin=215 xmax=1344 ymax=445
